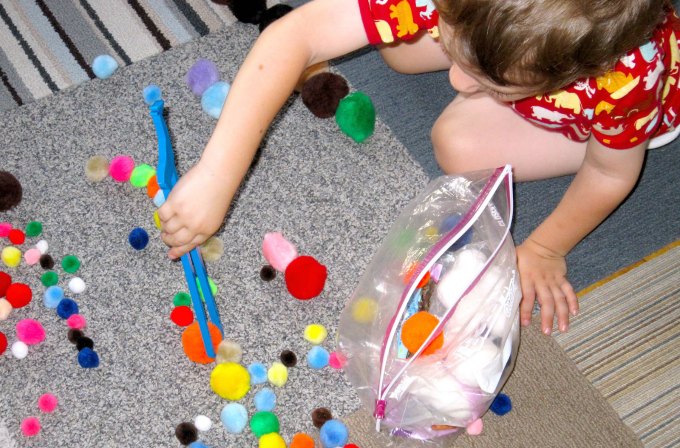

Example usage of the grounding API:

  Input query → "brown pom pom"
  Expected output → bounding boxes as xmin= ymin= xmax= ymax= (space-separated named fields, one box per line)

xmin=279 ymin=349 xmax=297 ymax=367
xmin=85 ymin=155 xmax=110 ymax=182
xmin=175 ymin=421 xmax=198 ymax=445
xmin=67 ymin=329 xmax=84 ymax=344
xmin=0 ymin=171 xmax=22 ymax=212
xmin=260 ymin=265 xmax=276 ymax=281
xmin=311 ymin=407 xmax=333 ymax=429
xmin=40 ymin=254 xmax=55 ymax=270
xmin=301 ymin=72 xmax=350 ymax=118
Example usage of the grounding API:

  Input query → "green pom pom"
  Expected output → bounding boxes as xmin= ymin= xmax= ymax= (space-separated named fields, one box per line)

xmin=335 ymin=91 xmax=375 ymax=143
xmin=130 ymin=164 xmax=156 ymax=188
xmin=25 ymin=221 xmax=43 ymax=237
xmin=196 ymin=277 xmax=218 ymax=300
xmin=41 ymin=271 xmax=59 ymax=287
xmin=249 ymin=411 xmax=280 ymax=437
xmin=173 ymin=292 xmax=191 ymax=307
xmin=62 ymin=255 xmax=81 ymax=273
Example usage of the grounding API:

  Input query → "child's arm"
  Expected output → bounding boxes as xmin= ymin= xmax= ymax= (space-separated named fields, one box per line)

xmin=517 ymin=138 xmax=647 ymax=335
xmin=158 ymin=0 xmax=369 ymax=258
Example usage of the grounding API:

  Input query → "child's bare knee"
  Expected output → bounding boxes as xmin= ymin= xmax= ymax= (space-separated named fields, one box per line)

xmin=431 ymin=117 xmax=476 ymax=174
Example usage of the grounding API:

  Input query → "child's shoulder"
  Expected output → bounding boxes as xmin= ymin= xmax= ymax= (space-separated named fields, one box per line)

xmin=359 ymin=0 xmax=439 ymax=44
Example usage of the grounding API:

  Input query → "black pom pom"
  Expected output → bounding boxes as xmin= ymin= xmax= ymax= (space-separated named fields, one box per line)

xmin=68 ymin=329 xmax=84 ymax=344
xmin=39 ymin=254 xmax=55 ymax=270
xmin=76 ymin=336 xmax=94 ymax=351
xmin=175 ymin=422 xmax=198 ymax=445
xmin=260 ymin=265 xmax=276 ymax=281
xmin=279 ymin=349 xmax=297 ymax=367
xmin=221 ymin=0 xmax=267 ymax=24
xmin=259 ymin=4 xmax=293 ymax=32
xmin=0 ymin=171 xmax=22 ymax=212
xmin=312 ymin=407 xmax=333 ymax=429
xmin=301 ymin=72 xmax=350 ymax=118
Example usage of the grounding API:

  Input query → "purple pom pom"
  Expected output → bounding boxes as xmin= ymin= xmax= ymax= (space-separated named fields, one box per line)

xmin=186 ymin=59 xmax=220 ymax=96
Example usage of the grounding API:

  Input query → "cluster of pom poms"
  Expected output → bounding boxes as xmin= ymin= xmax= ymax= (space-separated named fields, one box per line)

xmin=19 ymin=393 xmax=58 ymax=437
xmin=185 ymin=59 xmax=230 ymax=119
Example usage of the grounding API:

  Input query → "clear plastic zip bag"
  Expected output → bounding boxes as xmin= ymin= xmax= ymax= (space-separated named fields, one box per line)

xmin=337 ymin=166 xmax=520 ymax=445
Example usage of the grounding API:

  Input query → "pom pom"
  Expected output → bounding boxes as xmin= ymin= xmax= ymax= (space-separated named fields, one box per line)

xmin=259 ymin=433 xmax=286 ymax=448
xmin=128 ymin=227 xmax=149 ymax=250
xmin=6 ymin=283 xmax=32 ymax=308
xmin=24 ymin=248 xmax=41 ymax=265
xmin=250 ymin=411 xmax=280 ymax=437
xmin=291 ymin=433 xmax=315 ymax=448
xmin=170 ymin=306 xmax=194 ymax=327
xmin=85 ymin=155 xmax=110 ymax=182
xmin=92 ymin=54 xmax=118 ymax=79
xmin=0 ymin=271 xmax=11 ymax=297
xmin=66 ymin=314 xmax=87 ymax=330
xmin=0 ymin=331 xmax=7 ymax=355
xmin=109 ymin=155 xmax=135 ymax=182
xmin=304 ymin=323 xmax=328 ymax=344
xmin=1 ymin=247 xmax=21 ymax=268
xmin=77 ymin=347 xmax=100 ymax=368
xmin=223 ymin=0 xmax=266 ymax=24
xmin=43 ymin=285 xmax=64 ymax=308
xmin=254 ymin=387 xmax=277 ymax=412
xmin=25 ymin=221 xmax=43 ymax=237
xmin=201 ymin=81 xmax=230 ymax=119
xmin=267 ymin=362 xmax=288 ymax=387
xmin=61 ymin=255 xmax=81 ymax=273
xmin=302 ymin=72 xmax=350 ymax=118
xmin=68 ymin=277 xmax=86 ymax=294
xmin=186 ymin=59 xmax=220 ymax=96
xmin=258 ymin=4 xmax=293 ymax=32
xmin=439 ymin=213 xmax=473 ymax=250
xmin=153 ymin=189 xmax=166 ymax=207
xmin=20 ymin=417 xmax=40 ymax=437
xmin=466 ymin=418 xmax=483 ymax=435
xmin=67 ymin=328 xmax=84 ymax=344
xmin=147 ymin=175 xmax=160 ymax=199
xmin=189 ymin=441 xmax=211 ymax=448
xmin=200 ymin=237 xmax=224 ymax=262
xmin=38 ymin=393 xmax=58 ymax=413
xmin=35 ymin=239 xmax=49 ymax=254
xmin=329 ymin=351 xmax=347 ymax=370
xmin=401 ymin=311 xmax=444 ymax=355
xmin=11 ymin=340 xmax=28 ymax=359
xmin=57 ymin=298 xmax=79 ymax=319
xmin=143 ymin=84 xmax=162 ymax=105
xmin=262 ymin=232 xmax=298 ymax=272
xmin=221 ymin=403 xmax=248 ymax=433
xmin=0 ymin=171 xmax=22 ymax=211
xmin=490 ymin=392 xmax=512 ymax=416
xmin=248 ymin=362 xmax=268 ymax=384
xmin=210 ymin=362 xmax=250 ymax=400
xmin=335 ymin=91 xmax=375 ymax=143
xmin=8 ymin=229 xmax=25 ymax=245
xmin=181 ymin=321 xmax=223 ymax=364
xmin=173 ymin=291 xmax=191 ymax=307
xmin=307 ymin=346 xmax=330 ymax=370
xmin=40 ymin=254 xmax=55 ymax=270
xmin=75 ymin=336 xmax=94 ymax=351
xmin=312 ymin=407 xmax=333 ymax=429
xmin=176 ymin=422 xmax=199 ymax=445
xmin=216 ymin=339 xmax=243 ymax=364
xmin=196 ymin=277 xmax=218 ymax=300
xmin=279 ymin=349 xmax=297 ymax=367
xmin=194 ymin=415 xmax=212 ymax=432
xmin=260 ymin=265 xmax=276 ymax=281
xmin=16 ymin=319 xmax=46 ymax=345
xmin=319 ymin=419 xmax=349 ymax=448
xmin=0 ymin=298 xmax=11 ymax=321
xmin=0 ymin=222 xmax=11 ymax=237
xmin=285 ymin=255 xmax=327 ymax=300
xmin=130 ymin=164 xmax=156 ymax=188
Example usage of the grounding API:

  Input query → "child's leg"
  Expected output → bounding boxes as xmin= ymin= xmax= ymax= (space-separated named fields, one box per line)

xmin=432 ymin=92 xmax=588 ymax=181
xmin=377 ymin=33 xmax=451 ymax=74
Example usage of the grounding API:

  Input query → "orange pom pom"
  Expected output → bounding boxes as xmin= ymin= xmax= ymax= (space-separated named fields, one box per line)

xmin=181 ymin=321 xmax=223 ymax=364
xmin=290 ymin=432 xmax=315 ymax=448
xmin=147 ymin=174 xmax=160 ymax=199
xmin=401 ymin=311 xmax=443 ymax=355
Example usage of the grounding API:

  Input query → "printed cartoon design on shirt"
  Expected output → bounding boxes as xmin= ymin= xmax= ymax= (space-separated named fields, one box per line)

xmin=358 ymin=0 xmax=439 ymax=45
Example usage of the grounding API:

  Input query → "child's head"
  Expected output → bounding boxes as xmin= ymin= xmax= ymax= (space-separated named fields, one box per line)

xmin=435 ymin=0 xmax=668 ymax=95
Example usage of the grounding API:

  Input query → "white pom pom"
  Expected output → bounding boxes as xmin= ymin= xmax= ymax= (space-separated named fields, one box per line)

xmin=35 ymin=240 xmax=49 ymax=254
xmin=68 ymin=277 xmax=86 ymax=294
xmin=194 ymin=415 xmax=212 ymax=432
xmin=11 ymin=341 xmax=28 ymax=359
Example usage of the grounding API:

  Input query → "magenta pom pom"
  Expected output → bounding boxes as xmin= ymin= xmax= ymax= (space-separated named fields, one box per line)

xmin=262 ymin=232 xmax=298 ymax=272
xmin=66 ymin=314 xmax=86 ymax=330
xmin=38 ymin=393 xmax=58 ymax=413
xmin=109 ymin=155 xmax=135 ymax=182
xmin=0 ymin=222 xmax=11 ymax=237
xmin=186 ymin=59 xmax=220 ymax=96
xmin=329 ymin=351 xmax=347 ymax=369
xmin=20 ymin=417 xmax=41 ymax=436
xmin=16 ymin=319 xmax=46 ymax=345
xmin=24 ymin=248 xmax=41 ymax=265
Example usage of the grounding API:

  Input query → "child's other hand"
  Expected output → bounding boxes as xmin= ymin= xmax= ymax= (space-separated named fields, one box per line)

xmin=516 ymin=239 xmax=579 ymax=335
xmin=157 ymin=162 xmax=232 ymax=259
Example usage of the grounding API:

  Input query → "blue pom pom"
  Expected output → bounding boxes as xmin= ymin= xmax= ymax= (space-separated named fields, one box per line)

xmin=220 ymin=403 xmax=248 ymax=433
xmin=307 ymin=346 xmax=330 ymax=369
xmin=143 ymin=84 xmax=162 ymax=105
xmin=254 ymin=388 xmax=276 ymax=412
xmin=490 ymin=393 xmax=512 ymax=416
xmin=44 ymin=286 xmax=64 ymax=309
xmin=78 ymin=347 xmax=100 ymax=368
xmin=201 ymin=81 xmax=230 ymax=119
xmin=56 ymin=298 xmax=79 ymax=319
xmin=439 ymin=213 xmax=473 ymax=250
xmin=186 ymin=59 xmax=220 ymax=96
xmin=248 ymin=362 xmax=268 ymax=384
xmin=92 ymin=55 xmax=119 ymax=79
xmin=319 ymin=419 xmax=349 ymax=448
xmin=128 ymin=227 xmax=149 ymax=250
xmin=153 ymin=190 xmax=166 ymax=208
xmin=188 ymin=442 xmax=210 ymax=448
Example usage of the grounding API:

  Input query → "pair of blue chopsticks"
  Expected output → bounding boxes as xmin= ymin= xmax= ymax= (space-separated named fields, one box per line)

xmin=149 ymin=98 xmax=224 ymax=358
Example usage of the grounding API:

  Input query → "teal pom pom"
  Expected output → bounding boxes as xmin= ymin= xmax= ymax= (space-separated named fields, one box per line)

xmin=143 ymin=85 xmax=162 ymax=105
xmin=201 ymin=81 xmax=230 ymax=119
xmin=335 ymin=91 xmax=375 ymax=143
xmin=92 ymin=55 xmax=118 ymax=79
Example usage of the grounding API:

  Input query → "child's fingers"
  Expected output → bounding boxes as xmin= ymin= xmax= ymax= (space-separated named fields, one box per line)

xmin=561 ymin=281 xmax=579 ymax=316
xmin=167 ymin=235 xmax=205 ymax=260
xmin=161 ymin=227 xmax=195 ymax=249
xmin=551 ymin=284 xmax=570 ymax=333
xmin=519 ymin=278 xmax=536 ymax=326
xmin=535 ymin=283 xmax=554 ymax=335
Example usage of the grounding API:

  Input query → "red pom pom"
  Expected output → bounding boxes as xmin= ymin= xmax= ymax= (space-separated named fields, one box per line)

xmin=8 ymin=229 xmax=25 ymax=245
xmin=6 ymin=283 xmax=32 ymax=308
xmin=170 ymin=306 xmax=194 ymax=326
xmin=0 ymin=271 xmax=11 ymax=297
xmin=0 ymin=331 xmax=7 ymax=355
xmin=284 ymin=255 xmax=327 ymax=300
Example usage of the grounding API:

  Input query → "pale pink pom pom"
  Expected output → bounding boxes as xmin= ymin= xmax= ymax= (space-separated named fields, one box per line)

xmin=66 ymin=314 xmax=86 ymax=330
xmin=24 ymin=248 xmax=41 ymax=265
xmin=16 ymin=319 xmax=46 ymax=345
xmin=328 ymin=351 xmax=347 ymax=369
xmin=262 ymin=232 xmax=298 ymax=272
xmin=466 ymin=418 xmax=484 ymax=435
xmin=38 ymin=393 xmax=58 ymax=413
xmin=109 ymin=155 xmax=135 ymax=182
xmin=20 ymin=417 xmax=41 ymax=436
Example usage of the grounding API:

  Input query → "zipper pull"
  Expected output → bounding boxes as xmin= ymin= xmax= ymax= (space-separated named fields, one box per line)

xmin=374 ymin=399 xmax=386 ymax=431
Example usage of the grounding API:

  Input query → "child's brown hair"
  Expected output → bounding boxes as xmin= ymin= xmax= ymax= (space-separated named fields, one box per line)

xmin=435 ymin=0 xmax=669 ymax=93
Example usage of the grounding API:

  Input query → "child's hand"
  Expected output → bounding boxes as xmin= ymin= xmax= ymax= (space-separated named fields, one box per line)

xmin=157 ymin=162 xmax=233 ymax=259
xmin=516 ymin=238 xmax=579 ymax=335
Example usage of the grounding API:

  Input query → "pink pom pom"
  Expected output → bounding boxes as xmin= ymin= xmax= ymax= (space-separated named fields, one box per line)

xmin=38 ymin=393 xmax=58 ymax=413
xmin=20 ymin=417 xmax=41 ymax=436
xmin=262 ymin=232 xmax=298 ymax=272
xmin=16 ymin=319 xmax=46 ymax=345
xmin=0 ymin=223 xmax=11 ymax=238
xmin=329 ymin=351 xmax=347 ymax=369
xmin=109 ymin=155 xmax=135 ymax=182
xmin=24 ymin=248 xmax=41 ymax=265
xmin=466 ymin=418 xmax=483 ymax=436
xmin=66 ymin=314 xmax=86 ymax=330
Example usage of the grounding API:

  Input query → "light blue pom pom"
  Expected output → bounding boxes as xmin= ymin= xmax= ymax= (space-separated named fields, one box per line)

xmin=248 ymin=362 xmax=268 ymax=384
xmin=153 ymin=190 xmax=166 ymax=207
xmin=92 ymin=55 xmax=119 ymax=79
xmin=44 ymin=286 xmax=64 ymax=309
xmin=143 ymin=84 xmax=162 ymax=105
xmin=201 ymin=81 xmax=230 ymax=119
xmin=319 ymin=419 xmax=349 ymax=448
xmin=254 ymin=388 xmax=276 ymax=412
xmin=188 ymin=442 xmax=210 ymax=448
xmin=307 ymin=346 xmax=330 ymax=369
xmin=221 ymin=403 xmax=248 ymax=434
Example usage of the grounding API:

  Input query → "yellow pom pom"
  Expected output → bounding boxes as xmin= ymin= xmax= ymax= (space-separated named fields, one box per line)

xmin=259 ymin=432 xmax=286 ymax=448
xmin=85 ymin=155 xmax=109 ymax=182
xmin=352 ymin=297 xmax=378 ymax=324
xmin=303 ymin=324 xmax=327 ymax=345
xmin=422 ymin=225 xmax=439 ymax=241
xmin=210 ymin=362 xmax=250 ymax=400
xmin=1 ymin=246 xmax=22 ymax=268
xmin=268 ymin=362 xmax=288 ymax=387
xmin=153 ymin=210 xmax=162 ymax=230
